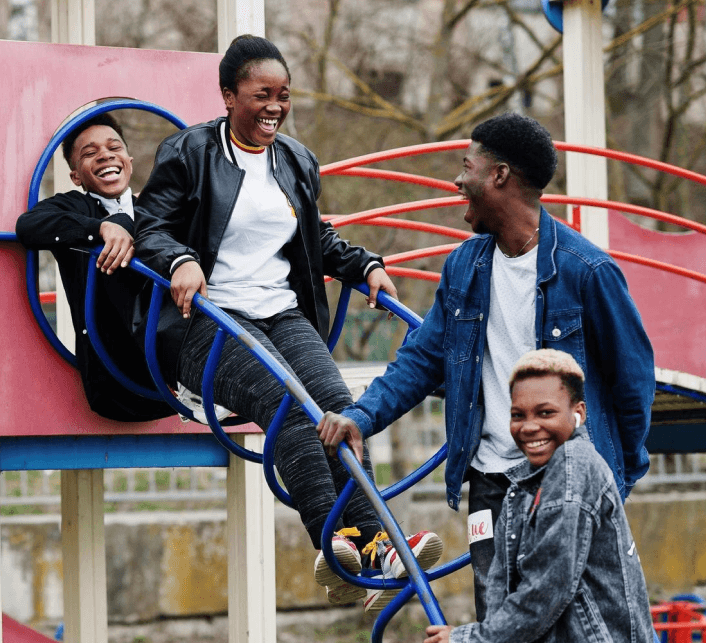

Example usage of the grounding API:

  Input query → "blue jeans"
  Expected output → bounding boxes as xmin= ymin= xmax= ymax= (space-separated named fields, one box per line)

xmin=466 ymin=467 xmax=510 ymax=622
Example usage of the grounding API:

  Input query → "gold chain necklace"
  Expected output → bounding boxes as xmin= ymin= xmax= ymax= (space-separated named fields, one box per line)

xmin=501 ymin=227 xmax=539 ymax=258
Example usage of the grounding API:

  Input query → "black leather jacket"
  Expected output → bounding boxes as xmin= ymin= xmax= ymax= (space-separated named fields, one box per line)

xmin=134 ymin=117 xmax=382 ymax=382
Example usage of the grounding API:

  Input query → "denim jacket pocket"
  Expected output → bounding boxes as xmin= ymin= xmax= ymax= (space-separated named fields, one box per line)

xmin=542 ymin=310 xmax=586 ymax=370
xmin=573 ymin=587 xmax=614 ymax=642
xmin=444 ymin=293 xmax=483 ymax=363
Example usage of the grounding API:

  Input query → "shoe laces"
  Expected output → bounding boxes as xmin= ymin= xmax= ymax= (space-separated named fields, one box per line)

xmin=361 ymin=531 xmax=390 ymax=566
xmin=334 ymin=526 xmax=361 ymax=539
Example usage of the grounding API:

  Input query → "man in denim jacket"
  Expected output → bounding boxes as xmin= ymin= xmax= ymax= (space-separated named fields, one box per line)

xmin=318 ymin=112 xmax=655 ymax=619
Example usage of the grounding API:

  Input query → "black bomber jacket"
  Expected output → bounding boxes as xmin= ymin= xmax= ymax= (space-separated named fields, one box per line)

xmin=15 ymin=191 xmax=173 ymax=421
xmin=134 ymin=117 xmax=383 ymax=383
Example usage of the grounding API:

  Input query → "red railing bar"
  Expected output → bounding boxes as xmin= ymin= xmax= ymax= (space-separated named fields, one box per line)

xmin=384 ymin=266 xmax=441 ymax=282
xmin=321 ymin=141 xmax=469 ymax=175
xmin=40 ymin=292 xmax=56 ymax=304
xmin=324 ymin=266 xmax=441 ymax=284
xmin=324 ymin=215 xmax=472 ymax=241
xmin=321 ymin=139 xmax=706 ymax=189
xmin=327 ymin=197 xmax=464 ymax=228
xmin=555 ymin=142 xmax=706 ymax=187
xmin=542 ymin=195 xmax=706 ymax=236
xmin=333 ymin=167 xmax=457 ymax=192
xmin=383 ymin=244 xmax=461 ymax=265
xmin=609 ymin=250 xmax=706 ymax=285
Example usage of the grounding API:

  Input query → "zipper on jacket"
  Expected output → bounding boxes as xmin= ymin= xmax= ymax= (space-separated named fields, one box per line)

xmin=271 ymin=146 xmax=321 ymax=332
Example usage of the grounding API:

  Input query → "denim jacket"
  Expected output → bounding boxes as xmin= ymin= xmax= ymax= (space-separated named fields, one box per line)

xmin=342 ymin=208 xmax=655 ymax=509
xmin=449 ymin=427 xmax=653 ymax=643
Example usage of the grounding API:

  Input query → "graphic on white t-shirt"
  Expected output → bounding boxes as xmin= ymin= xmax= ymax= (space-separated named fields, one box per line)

xmin=468 ymin=509 xmax=494 ymax=545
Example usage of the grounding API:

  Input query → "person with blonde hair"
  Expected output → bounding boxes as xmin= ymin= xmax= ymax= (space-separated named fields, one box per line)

xmin=424 ymin=349 xmax=653 ymax=643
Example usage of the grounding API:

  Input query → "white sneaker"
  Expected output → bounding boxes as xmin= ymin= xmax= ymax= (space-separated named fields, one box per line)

xmin=363 ymin=531 xmax=443 ymax=613
xmin=314 ymin=529 xmax=367 ymax=605
xmin=176 ymin=382 xmax=232 ymax=424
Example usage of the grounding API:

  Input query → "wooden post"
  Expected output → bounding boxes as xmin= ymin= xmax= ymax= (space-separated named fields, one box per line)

xmin=562 ymin=0 xmax=609 ymax=248
xmin=227 ymin=434 xmax=276 ymax=643
xmin=217 ymin=5 xmax=274 ymax=641
xmin=51 ymin=3 xmax=104 ymax=642
xmin=60 ymin=470 xmax=108 ymax=643
xmin=217 ymin=0 xmax=266 ymax=53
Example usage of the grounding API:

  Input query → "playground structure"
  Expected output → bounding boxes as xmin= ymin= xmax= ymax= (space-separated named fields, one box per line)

xmin=1 ymin=1 xmax=706 ymax=642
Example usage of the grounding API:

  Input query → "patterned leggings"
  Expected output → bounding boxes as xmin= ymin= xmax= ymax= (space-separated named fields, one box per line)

xmin=177 ymin=307 xmax=380 ymax=549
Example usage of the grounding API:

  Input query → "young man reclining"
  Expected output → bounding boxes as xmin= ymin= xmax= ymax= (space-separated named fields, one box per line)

xmin=16 ymin=113 xmax=171 ymax=421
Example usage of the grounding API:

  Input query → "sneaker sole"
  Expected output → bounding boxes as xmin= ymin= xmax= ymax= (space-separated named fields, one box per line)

xmin=364 ymin=586 xmax=399 ymax=613
xmin=327 ymin=581 xmax=367 ymax=605
xmin=391 ymin=532 xmax=443 ymax=579
xmin=315 ymin=542 xmax=362 ymax=587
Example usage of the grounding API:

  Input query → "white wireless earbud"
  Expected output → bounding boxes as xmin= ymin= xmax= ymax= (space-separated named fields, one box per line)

xmin=574 ymin=413 xmax=581 ymax=429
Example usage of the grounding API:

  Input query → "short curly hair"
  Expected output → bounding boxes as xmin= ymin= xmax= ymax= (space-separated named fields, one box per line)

xmin=471 ymin=112 xmax=557 ymax=190
xmin=509 ymin=349 xmax=585 ymax=405
xmin=62 ymin=113 xmax=127 ymax=169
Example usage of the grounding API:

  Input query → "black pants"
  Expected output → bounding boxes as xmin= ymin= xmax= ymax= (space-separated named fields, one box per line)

xmin=466 ymin=467 xmax=511 ymax=622
xmin=177 ymin=307 xmax=380 ymax=550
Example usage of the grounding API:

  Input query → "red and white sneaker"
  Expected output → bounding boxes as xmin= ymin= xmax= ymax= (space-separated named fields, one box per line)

xmin=314 ymin=528 xmax=367 ymax=605
xmin=362 ymin=531 xmax=443 ymax=613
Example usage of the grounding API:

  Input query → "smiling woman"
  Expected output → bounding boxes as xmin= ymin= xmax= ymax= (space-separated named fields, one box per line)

xmin=130 ymin=35 xmax=439 ymax=613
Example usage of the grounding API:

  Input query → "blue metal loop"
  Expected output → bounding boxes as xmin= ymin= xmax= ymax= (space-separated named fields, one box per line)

xmin=25 ymin=99 xmax=188 ymax=367
xmin=84 ymin=248 xmax=163 ymax=401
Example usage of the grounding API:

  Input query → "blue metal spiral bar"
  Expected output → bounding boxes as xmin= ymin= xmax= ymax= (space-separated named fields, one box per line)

xmin=201 ymin=327 xmax=264 ymax=464
xmin=328 ymin=284 xmax=352 ymax=352
xmin=84 ymin=254 xmax=164 ymax=400
xmin=0 ymin=232 xmax=17 ymax=242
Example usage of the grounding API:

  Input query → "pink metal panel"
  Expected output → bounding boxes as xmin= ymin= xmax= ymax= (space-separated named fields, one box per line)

xmin=609 ymin=210 xmax=706 ymax=378
xmin=0 ymin=40 xmax=259 ymax=436
xmin=1 ymin=613 xmax=55 ymax=643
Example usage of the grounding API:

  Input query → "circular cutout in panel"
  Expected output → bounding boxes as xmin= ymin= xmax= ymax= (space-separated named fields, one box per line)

xmin=26 ymin=99 xmax=187 ymax=366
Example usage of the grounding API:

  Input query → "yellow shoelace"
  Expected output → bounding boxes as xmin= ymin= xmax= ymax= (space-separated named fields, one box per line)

xmin=334 ymin=526 xmax=361 ymax=538
xmin=361 ymin=531 xmax=389 ymax=565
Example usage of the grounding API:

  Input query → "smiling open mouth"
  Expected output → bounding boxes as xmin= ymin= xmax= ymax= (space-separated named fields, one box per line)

xmin=525 ymin=439 xmax=550 ymax=449
xmin=257 ymin=117 xmax=278 ymax=131
xmin=96 ymin=166 xmax=121 ymax=178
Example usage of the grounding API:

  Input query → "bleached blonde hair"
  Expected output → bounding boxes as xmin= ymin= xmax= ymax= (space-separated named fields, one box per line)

xmin=509 ymin=349 xmax=585 ymax=404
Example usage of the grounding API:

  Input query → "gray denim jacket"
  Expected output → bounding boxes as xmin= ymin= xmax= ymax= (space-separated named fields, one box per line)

xmin=451 ymin=427 xmax=653 ymax=643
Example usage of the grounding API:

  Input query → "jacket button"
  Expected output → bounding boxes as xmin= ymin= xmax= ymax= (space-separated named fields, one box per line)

xmin=552 ymin=328 xmax=561 ymax=337
xmin=469 ymin=403 xmax=473 ymax=410
xmin=479 ymin=313 xmax=484 ymax=321
xmin=511 ymin=534 xmax=516 ymax=540
xmin=455 ymin=309 xmax=460 ymax=316
xmin=88 ymin=235 xmax=94 ymax=241
xmin=55 ymin=236 xmax=60 ymax=241
xmin=510 ymin=492 xmax=515 ymax=498
xmin=475 ymin=356 xmax=480 ymax=363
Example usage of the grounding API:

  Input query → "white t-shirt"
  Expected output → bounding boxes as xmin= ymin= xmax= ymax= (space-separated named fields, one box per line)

xmin=472 ymin=243 xmax=538 ymax=473
xmin=207 ymin=133 xmax=298 ymax=318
